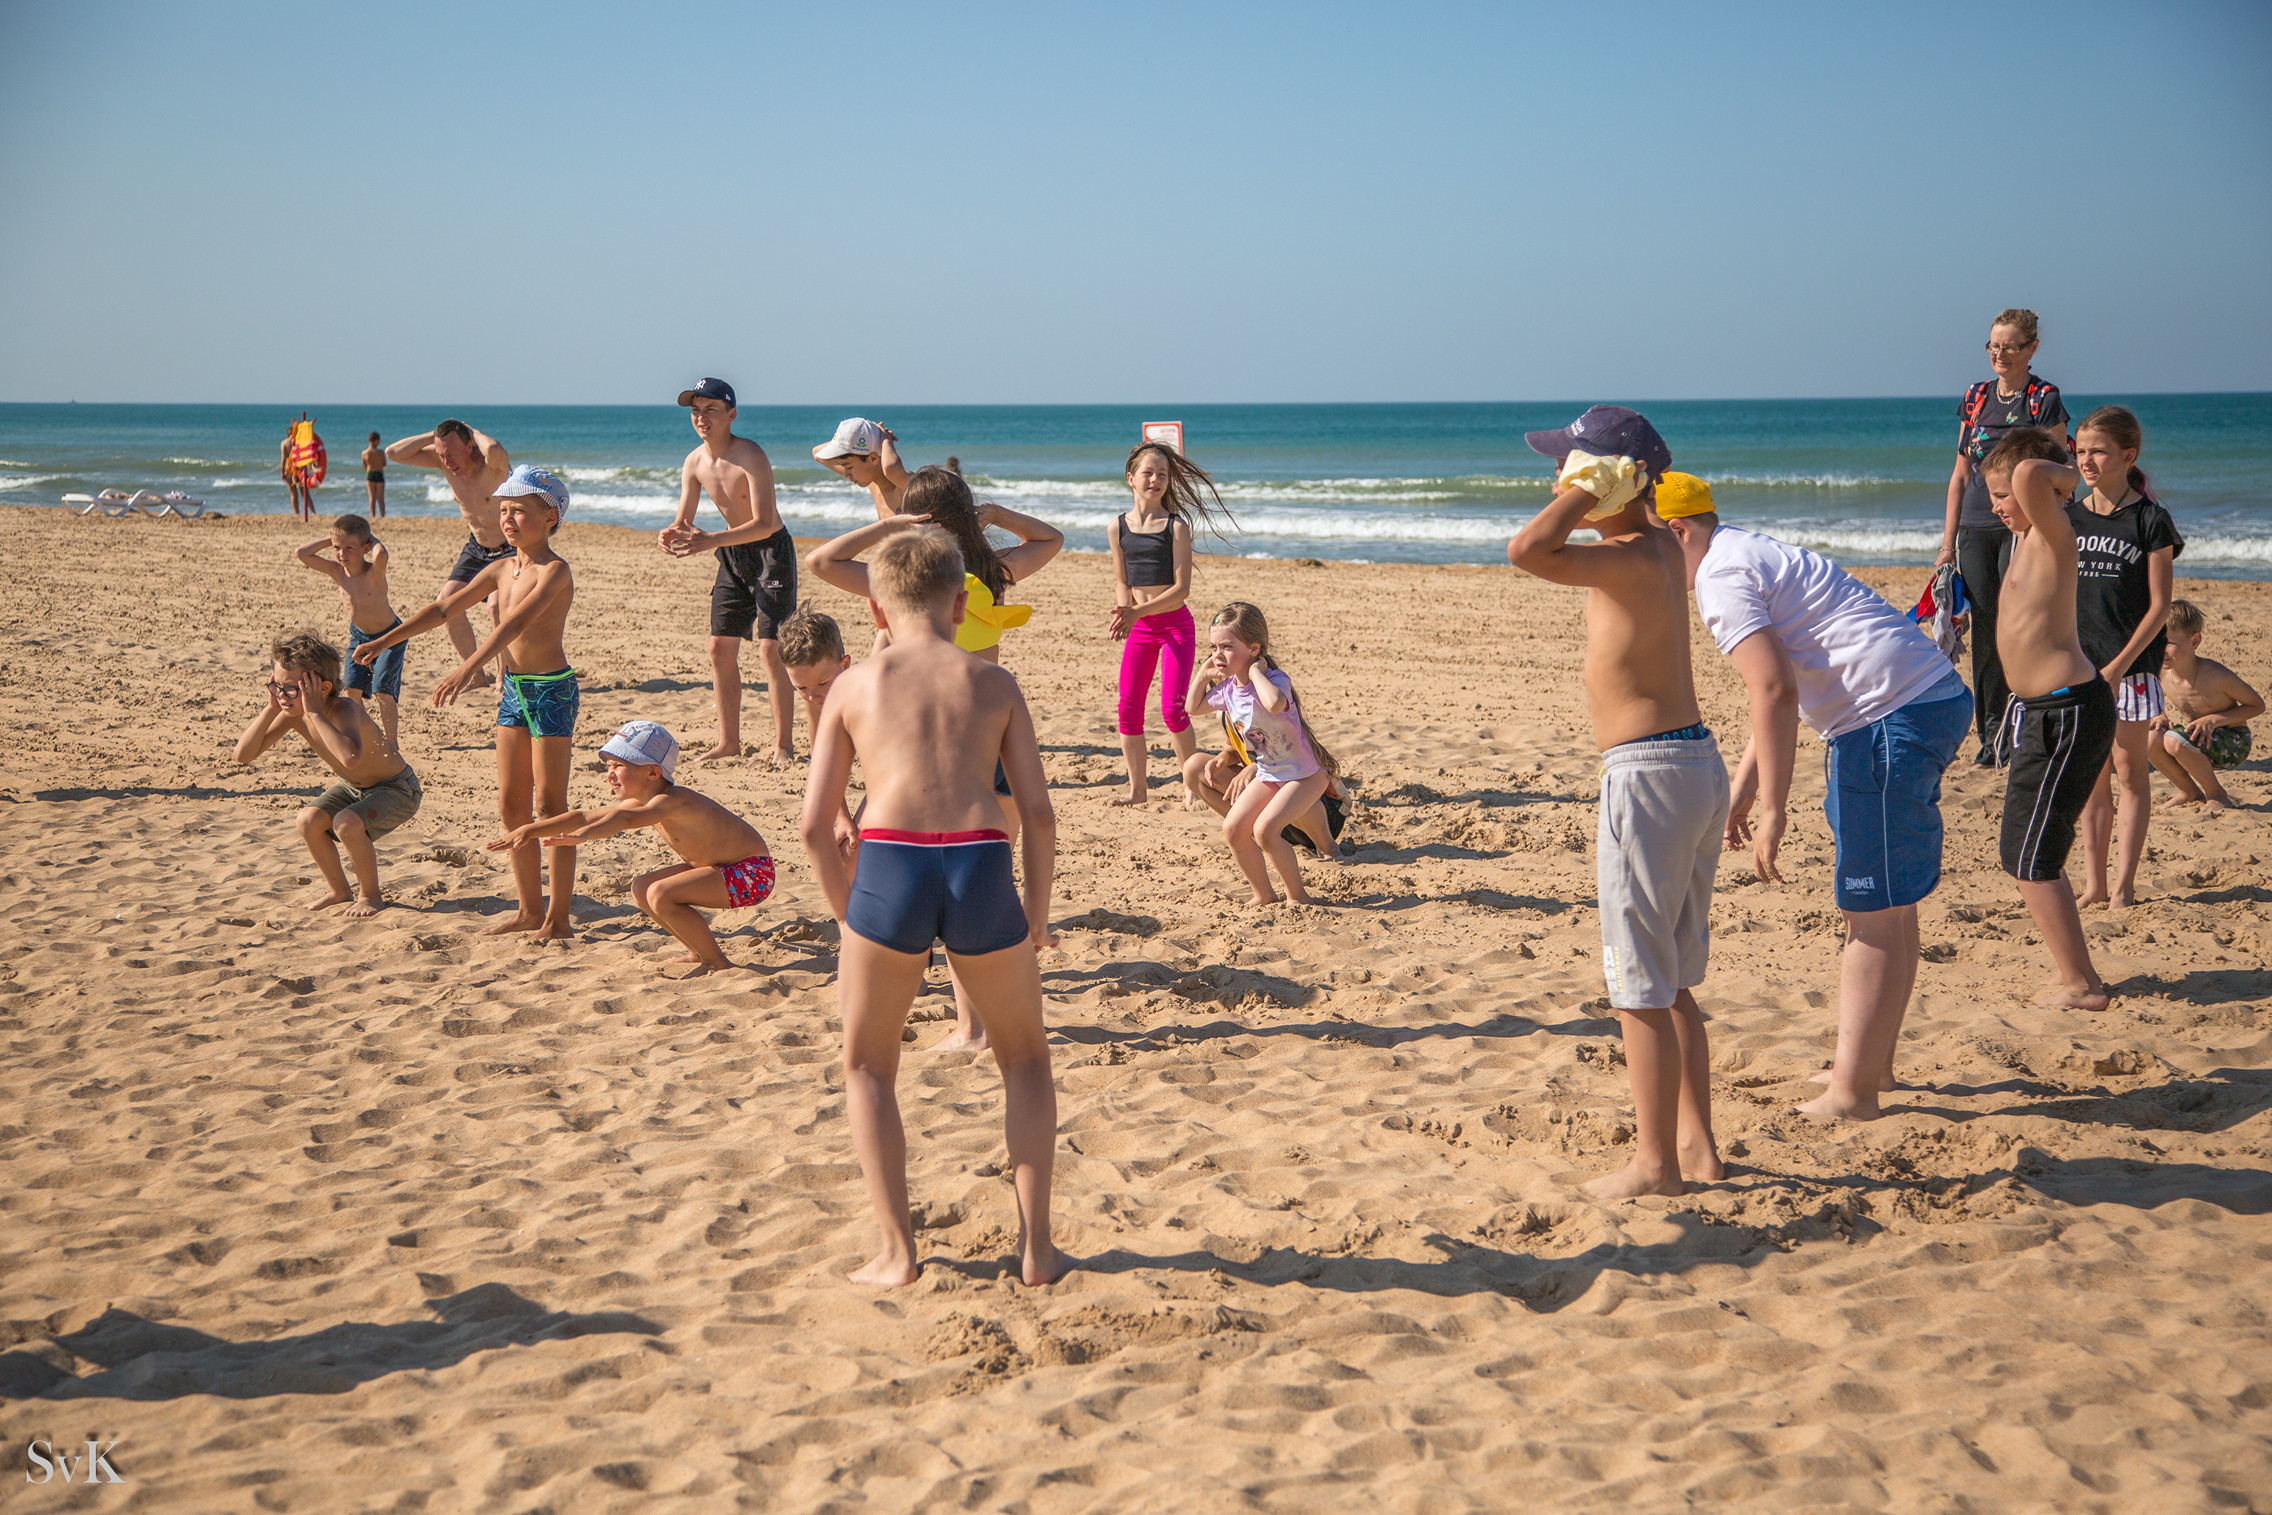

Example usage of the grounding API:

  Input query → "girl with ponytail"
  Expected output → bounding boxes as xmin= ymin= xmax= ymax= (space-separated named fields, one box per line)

xmin=2066 ymin=404 xmax=2184 ymax=908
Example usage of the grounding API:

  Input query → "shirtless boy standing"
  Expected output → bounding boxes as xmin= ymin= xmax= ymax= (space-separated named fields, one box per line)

xmin=360 ymin=431 xmax=387 ymax=517
xmin=356 ymin=466 xmax=580 ymax=940
xmin=1982 ymin=428 xmax=2114 ymax=1010
xmin=386 ymin=418 xmax=512 ymax=684
xmin=490 ymin=721 xmax=775 ymax=977
xmin=798 ymin=525 xmax=1068 ymax=1288
xmin=1508 ymin=406 xmax=1726 ymax=1199
xmin=296 ymin=513 xmax=405 ymax=749
xmin=233 ymin=630 xmax=422 ymax=918
xmin=659 ymin=378 xmax=795 ymax=765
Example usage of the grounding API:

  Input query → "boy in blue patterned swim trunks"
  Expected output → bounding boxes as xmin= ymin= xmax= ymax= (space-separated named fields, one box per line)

xmin=490 ymin=722 xmax=774 ymax=977
xmin=355 ymin=464 xmax=581 ymax=939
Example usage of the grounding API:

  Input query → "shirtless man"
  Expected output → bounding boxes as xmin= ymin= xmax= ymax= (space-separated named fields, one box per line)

xmin=385 ymin=418 xmax=512 ymax=686
xmin=798 ymin=524 xmax=1067 ymax=1289
xmin=658 ymin=378 xmax=795 ymax=765
xmin=814 ymin=417 xmax=910 ymax=520
xmin=356 ymin=466 xmax=580 ymax=940
xmin=1508 ymin=406 xmax=1726 ymax=1200
xmin=360 ymin=431 xmax=387 ymax=517
xmin=1983 ymin=429 xmax=2115 ymax=1010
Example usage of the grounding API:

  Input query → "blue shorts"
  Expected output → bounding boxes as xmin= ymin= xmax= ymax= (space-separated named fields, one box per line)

xmin=844 ymin=830 xmax=1028 ymax=957
xmin=1823 ymin=683 xmax=1971 ymax=912
xmin=496 ymin=668 xmax=579 ymax=739
xmin=344 ymin=619 xmax=404 ymax=702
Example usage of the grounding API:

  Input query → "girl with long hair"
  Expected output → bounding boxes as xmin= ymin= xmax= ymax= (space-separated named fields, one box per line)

xmin=1185 ymin=601 xmax=1337 ymax=905
xmin=1108 ymin=442 xmax=1233 ymax=805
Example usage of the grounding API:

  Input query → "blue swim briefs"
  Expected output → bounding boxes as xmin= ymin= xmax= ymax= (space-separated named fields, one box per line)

xmin=844 ymin=829 xmax=1029 ymax=957
xmin=1822 ymin=681 xmax=1971 ymax=912
xmin=344 ymin=619 xmax=404 ymax=702
xmin=496 ymin=668 xmax=580 ymax=739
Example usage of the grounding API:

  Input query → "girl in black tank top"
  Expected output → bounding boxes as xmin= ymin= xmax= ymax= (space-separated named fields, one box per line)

xmin=1108 ymin=442 xmax=1232 ymax=805
xmin=1117 ymin=511 xmax=1176 ymax=586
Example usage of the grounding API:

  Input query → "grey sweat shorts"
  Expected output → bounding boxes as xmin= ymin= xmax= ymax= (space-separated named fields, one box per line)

xmin=1596 ymin=733 xmax=1728 ymax=1010
xmin=314 ymin=765 xmax=423 ymax=841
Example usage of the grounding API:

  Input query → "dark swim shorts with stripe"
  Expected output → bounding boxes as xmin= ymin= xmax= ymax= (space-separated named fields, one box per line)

xmin=843 ymin=828 xmax=1028 ymax=957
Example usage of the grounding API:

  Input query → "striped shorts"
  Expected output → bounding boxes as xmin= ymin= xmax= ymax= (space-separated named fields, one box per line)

xmin=1998 ymin=679 xmax=2117 ymax=881
xmin=2114 ymin=671 xmax=2164 ymax=723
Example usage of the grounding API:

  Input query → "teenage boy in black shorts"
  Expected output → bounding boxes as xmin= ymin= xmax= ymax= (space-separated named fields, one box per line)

xmin=659 ymin=378 xmax=797 ymax=766
xmin=1982 ymin=428 xmax=2113 ymax=1011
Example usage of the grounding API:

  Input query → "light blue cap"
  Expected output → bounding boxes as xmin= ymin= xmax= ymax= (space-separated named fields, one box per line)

xmin=599 ymin=720 xmax=678 ymax=780
xmin=495 ymin=464 xmax=569 ymax=518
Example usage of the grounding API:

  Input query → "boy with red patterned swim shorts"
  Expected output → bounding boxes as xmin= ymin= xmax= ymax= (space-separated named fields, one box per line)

xmin=487 ymin=721 xmax=775 ymax=978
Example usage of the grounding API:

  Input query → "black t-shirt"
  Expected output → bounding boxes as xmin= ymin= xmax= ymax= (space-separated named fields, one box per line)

xmin=2067 ymin=494 xmax=2183 ymax=677
xmin=1957 ymin=379 xmax=2070 ymax=529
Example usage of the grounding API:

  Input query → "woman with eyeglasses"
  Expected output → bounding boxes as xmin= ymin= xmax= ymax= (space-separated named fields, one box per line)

xmin=1936 ymin=308 xmax=2071 ymax=766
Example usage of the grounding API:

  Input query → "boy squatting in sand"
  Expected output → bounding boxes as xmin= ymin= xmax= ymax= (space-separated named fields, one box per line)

xmin=356 ymin=466 xmax=581 ymax=940
xmin=489 ymin=721 xmax=775 ymax=977
xmin=658 ymin=378 xmax=797 ymax=766
xmin=798 ymin=525 xmax=1069 ymax=1288
xmin=2150 ymin=598 xmax=2263 ymax=811
xmin=296 ymin=513 xmax=406 ymax=750
xmin=1509 ymin=406 xmax=1727 ymax=1199
xmin=233 ymin=630 xmax=423 ymax=917
xmin=1983 ymin=429 xmax=2116 ymax=1010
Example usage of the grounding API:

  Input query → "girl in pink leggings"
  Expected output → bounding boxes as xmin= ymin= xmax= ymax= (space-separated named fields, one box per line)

xmin=1107 ymin=442 xmax=1233 ymax=804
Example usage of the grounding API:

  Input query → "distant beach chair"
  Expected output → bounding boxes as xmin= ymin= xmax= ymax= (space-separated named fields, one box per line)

xmin=63 ymin=489 xmax=209 ymax=518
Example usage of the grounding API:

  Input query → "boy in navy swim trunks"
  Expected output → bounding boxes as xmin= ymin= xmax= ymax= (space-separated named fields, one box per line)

xmin=356 ymin=464 xmax=580 ymax=940
xmin=489 ymin=721 xmax=773 ymax=977
xmin=1982 ymin=429 xmax=2113 ymax=1010
xmin=799 ymin=525 xmax=1069 ymax=1289
xmin=297 ymin=513 xmax=406 ymax=750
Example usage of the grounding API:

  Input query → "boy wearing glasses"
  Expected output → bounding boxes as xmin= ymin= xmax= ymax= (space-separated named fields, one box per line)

xmin=233 ymin=629 xmax=423 ymax=917
xmin=658 ymin=378 xmax=797 ymax=766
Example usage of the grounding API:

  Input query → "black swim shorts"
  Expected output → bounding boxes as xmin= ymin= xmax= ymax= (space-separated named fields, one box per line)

xmin=712 ymin=526 xmax=798 ymax=641
xmin=448 ymin=533 xmax=514 ymax=585
xmin=1999 ymin=678 xmax=2116 ymax=881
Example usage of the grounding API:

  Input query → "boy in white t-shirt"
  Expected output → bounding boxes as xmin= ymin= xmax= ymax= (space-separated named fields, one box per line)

xmin=1659 ymin=475 xmax=1972 ymax=1122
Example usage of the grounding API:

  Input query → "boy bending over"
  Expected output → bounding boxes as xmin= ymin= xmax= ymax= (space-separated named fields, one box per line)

xmin=779 ymin=604 xmax=859 ymax=862
xmin=234 ymin=629 xmax=423 ymax=917
xmin=1983 ymin=429 xmax=2114 ymax=1009
xmin=799 ymin=525 xmax=1068 ymax=1287
xmin=1509 ymin=406 xmax=1726 ymax=1199
xmin=490 ymin=722 xmax=773 ymax=977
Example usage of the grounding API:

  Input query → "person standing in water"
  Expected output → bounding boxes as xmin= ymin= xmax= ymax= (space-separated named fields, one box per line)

xmin=361 ymin=431 xmax=387 ymax=518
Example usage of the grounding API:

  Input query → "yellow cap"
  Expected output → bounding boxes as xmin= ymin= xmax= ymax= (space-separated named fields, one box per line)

xmin=1654 ymin=471 xmax=1715 ymax=520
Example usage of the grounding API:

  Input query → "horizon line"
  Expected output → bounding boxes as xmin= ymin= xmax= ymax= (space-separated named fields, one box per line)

xmin=5 ymin=390 xmax=2269 ymax=411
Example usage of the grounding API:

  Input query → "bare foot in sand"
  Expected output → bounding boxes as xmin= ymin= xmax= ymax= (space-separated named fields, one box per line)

xmin=769 ymin=746 xmax=796 ymax=769
xmin=341 ymin=896 xmax=386 ymax=919
xmin=482 ymin=912 xmax=545 ymax=936
xmin=2163 ymin=795 xmax=2204 ymax=811
xmin=1582 ymin=1160 xmax=1684 ymax=1200
xmin=302 ymin=888 xmax=352 ymax=912
xmin=696 ymin=741 xmax=741 ymax=762
xmin=1021 ymin=1244 xmax=1077 ymax=1287
xmin=2078 ymin=890 xmax=2110 ymax=909
xmin=849 ymin=1250 xmax=920 ymax=1288
xmin=1109 ymin=790 xmax=1150 ymax=808
xmin=1246 ymin=892 xmax=1281 ymax=906
xmin=2111 ymin=889 xmax=2137 ymax=908
xmin=670 ymin=960 xmax=738 ymax=980
xmin=1808 ymin=1068 xmax=1898 ymax=1092
xmin=534 ymin=922 xmax=576 ymax=942
xmin=2033 ymin=981 xmax=2111 ymax=1011
xmin=1679 ymin=1140 xmax=1726 ymax=1182
xmin=933 ymin=1026 xmax=990 ymax=1053
xmin=2201 ymin=796 xmax=2234 ymax=814
xmin=1797 ymin=1087 xmax=1883 ymax=1121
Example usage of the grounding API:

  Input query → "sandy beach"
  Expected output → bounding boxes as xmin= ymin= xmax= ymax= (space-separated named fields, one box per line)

xmin=3 ymin=503 xmax=2270 ymax=1511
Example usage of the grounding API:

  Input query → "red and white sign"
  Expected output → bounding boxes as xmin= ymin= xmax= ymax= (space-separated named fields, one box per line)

xmin=1141 ymin=420 xmax=1183 ymax=454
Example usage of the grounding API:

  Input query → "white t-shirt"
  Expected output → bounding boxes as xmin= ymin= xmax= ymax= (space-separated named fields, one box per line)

xmin=1207 ymin=668 xmax=1321 ymax=783
xmin=1693 ymin=526 xmax=1960 ymax=740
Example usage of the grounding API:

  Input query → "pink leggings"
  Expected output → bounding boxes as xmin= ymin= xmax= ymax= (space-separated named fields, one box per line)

xmin=1117 ymin=606 xmax=1195 ymax=736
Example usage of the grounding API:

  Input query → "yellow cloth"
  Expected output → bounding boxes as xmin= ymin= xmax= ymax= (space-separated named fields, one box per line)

xmin=1653 ymin=471 xmax=1715 ymax=520
xmin=1557 ymin=449 xmax=1647 ymax=520
xmin=954 ymin=573 xmax=1032 ymax=653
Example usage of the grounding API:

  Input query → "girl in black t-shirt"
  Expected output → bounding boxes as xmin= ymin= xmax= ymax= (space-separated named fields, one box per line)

xmin=2065 ymin=405 xmax=2181 ymax=909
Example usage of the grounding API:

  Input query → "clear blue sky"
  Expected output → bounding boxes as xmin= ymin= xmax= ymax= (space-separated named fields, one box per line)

xmin=3 ymin=1 xmax=2266 ymax=404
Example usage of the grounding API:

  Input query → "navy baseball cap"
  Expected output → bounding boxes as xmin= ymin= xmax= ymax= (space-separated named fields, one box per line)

xmin=1524 ymin=405 xmax=1673 ymax=478
xmin=677 ymin=377 xmax=736 ymax=408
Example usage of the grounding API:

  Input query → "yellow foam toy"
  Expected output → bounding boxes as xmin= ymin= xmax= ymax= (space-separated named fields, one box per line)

xmin=955 ymin=574 xmax=1032 ymax=653
xmin=1556 ymin=449 xmax=1646 ymax=520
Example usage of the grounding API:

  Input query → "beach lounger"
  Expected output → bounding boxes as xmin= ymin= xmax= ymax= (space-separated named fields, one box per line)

xmin=63 ymin=489 xmax=209 ymax=518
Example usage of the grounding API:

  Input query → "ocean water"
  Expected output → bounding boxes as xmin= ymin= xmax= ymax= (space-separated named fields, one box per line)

xmin=3 ymin=398 xmax=2267 ymax=576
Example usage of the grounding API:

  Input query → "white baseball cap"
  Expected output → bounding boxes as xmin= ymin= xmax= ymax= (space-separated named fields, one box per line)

xmin=814 ymin=417 xmax=882 ymax=460
xmin=599 ymin=720 xmax=679 ymax=780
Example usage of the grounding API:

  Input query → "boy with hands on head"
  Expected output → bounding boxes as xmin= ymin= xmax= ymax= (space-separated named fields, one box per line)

xmin=1508 ymin=406 xmax=1727 ymax=1200
xmin=234 ymin=630 xmax=423 ymax=918
xmin=489 ymin=721 xmax=775 ymax=978
xmin=296 ymin=513 xmax=406 ymax=749
xmin=798 ymin=524 xmax=1069 ymax=1290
